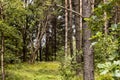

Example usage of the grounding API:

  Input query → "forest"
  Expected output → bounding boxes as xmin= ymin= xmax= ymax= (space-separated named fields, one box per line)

xmin=0 ymin=0 xmax=120 ymax=80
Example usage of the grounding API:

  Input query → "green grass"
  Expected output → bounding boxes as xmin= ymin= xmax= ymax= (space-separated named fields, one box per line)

xmin=3 ymin=62 xmax=115 ymax=80
xmin=5 ymin=62 xmax=61 ymax=80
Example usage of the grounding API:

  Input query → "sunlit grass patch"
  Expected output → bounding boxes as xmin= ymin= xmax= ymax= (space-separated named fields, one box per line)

xmin=5 ymin=62 xmax=61 ymax=80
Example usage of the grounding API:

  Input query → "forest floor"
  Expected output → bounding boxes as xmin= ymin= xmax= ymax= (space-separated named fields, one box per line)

xmin=5 ymin=62 xmax=61 ymax=80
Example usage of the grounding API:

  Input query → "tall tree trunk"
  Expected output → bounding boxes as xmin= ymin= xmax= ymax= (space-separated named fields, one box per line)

xmin=65 ymin=0 xmax=68 ymax=58
xmin=39 ymin=41 xmax=42 ymax=61
xmin=53 ymin=18 xmax=57 ymax=60
xmin=51 ymin=15 xmax=57 ymax=60
xmin=22 ymin=0 xmax=28 ymax=62
xmin=0 ymin=1 xmax=5 ymax=79
xmin=75 ymin=0 xmax=83 ymax=76
xmin=45 ymin=25 xmax=49 ymax=61
xmin=69 ymin=0 xmax=73 ymax=57
xmin=74 ymin=0 xmax=82 ymax=75
xmin=83 ymin=0 xmax=94 ymax=80
xmin=1 ymin=32 xmax=5 ymax=80
xmin=80 ymin=0 xmax=83 ymax=49
xmin=74 ymin=0 xmax=80 ymax=52
xmin=104 ymin=0 xmax=108 ymax=35
xmin=22 ymin=30 xmax=27 ymax=61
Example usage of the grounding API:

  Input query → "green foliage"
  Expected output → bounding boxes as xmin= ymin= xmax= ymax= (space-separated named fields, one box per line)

xmin=97 ymin=60 xmax=120 ymax=79
xmin=59 ymin=53 xmax=82 ymax=80
xmin=59 ymin=57 xmax=75 ymax=80
xmin=96 ymin=74 xmax=114 ymax=80
xmin=93 ymin=35 xmax=118 ymax=62
xmin=56 ymin=47 xmax=64 ymax=61
xmin=4 ymin=51 xmax=21 ymax=64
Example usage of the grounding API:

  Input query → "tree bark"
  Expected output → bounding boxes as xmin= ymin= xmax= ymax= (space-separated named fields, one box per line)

xmin=45 ymin=25 xmax=50 ymax=61
xmin=51 ymin=15 xmax=57 ymax=60
xmin=104 ymin=0 xmax=108 ymax=35
xmin=65 ymin=0 xmax=68 ymax=58
xmin=39 ymin=41 xmax=42 ymax=61
xmin=22 ymin=29 xmax=27 ymax=62
xmin=74 ymin=0 xmax=82 ymax=75
xmin=22 ymin=0 xmax=28 ymax=62
xmin=69 ymin=0 xmax=73 ymax=57
xmin=83 ymin=0 xmax=94 ymax=80
xmin=1 ymin=32 xmax=5 ymax=80
xmin=0 ymin=1 xmax=5 ymax=79
xmin=80 ymin=0 xmax=83 ymax=50
xmin=74 ymin=0 xmax=80 ymax=52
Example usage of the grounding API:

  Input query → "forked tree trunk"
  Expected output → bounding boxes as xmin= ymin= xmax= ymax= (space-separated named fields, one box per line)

xmin=83 ymin=0 xmax=94 ymax=80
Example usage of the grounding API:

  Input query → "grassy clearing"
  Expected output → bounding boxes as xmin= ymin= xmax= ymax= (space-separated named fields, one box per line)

xmin=5 ymin=62 xmax=61 ymax=80
xmin=2 ymin=62 xmax=114 ymax=80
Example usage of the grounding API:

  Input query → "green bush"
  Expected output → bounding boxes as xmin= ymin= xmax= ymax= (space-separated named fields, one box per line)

xmin=59 ymin=52 xmax=83 ymax=80
xmin=4 ymin=52 xmax=21 ymax=64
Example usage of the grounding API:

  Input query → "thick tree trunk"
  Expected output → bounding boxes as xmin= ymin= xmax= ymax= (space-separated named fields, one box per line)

xmin=65 ymin=0 xmax=68 ymax=58
xmin=83 ymin=23 xmax=94 ymax=80
xmin=1 ymin=32 xmax=5 ymax=80
xmin=83 ymin=0 xmax=94 ymax=80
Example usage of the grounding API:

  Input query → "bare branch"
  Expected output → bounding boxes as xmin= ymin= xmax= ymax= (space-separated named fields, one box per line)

xmin=56 ymin=4 xmax=83 ymax=17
